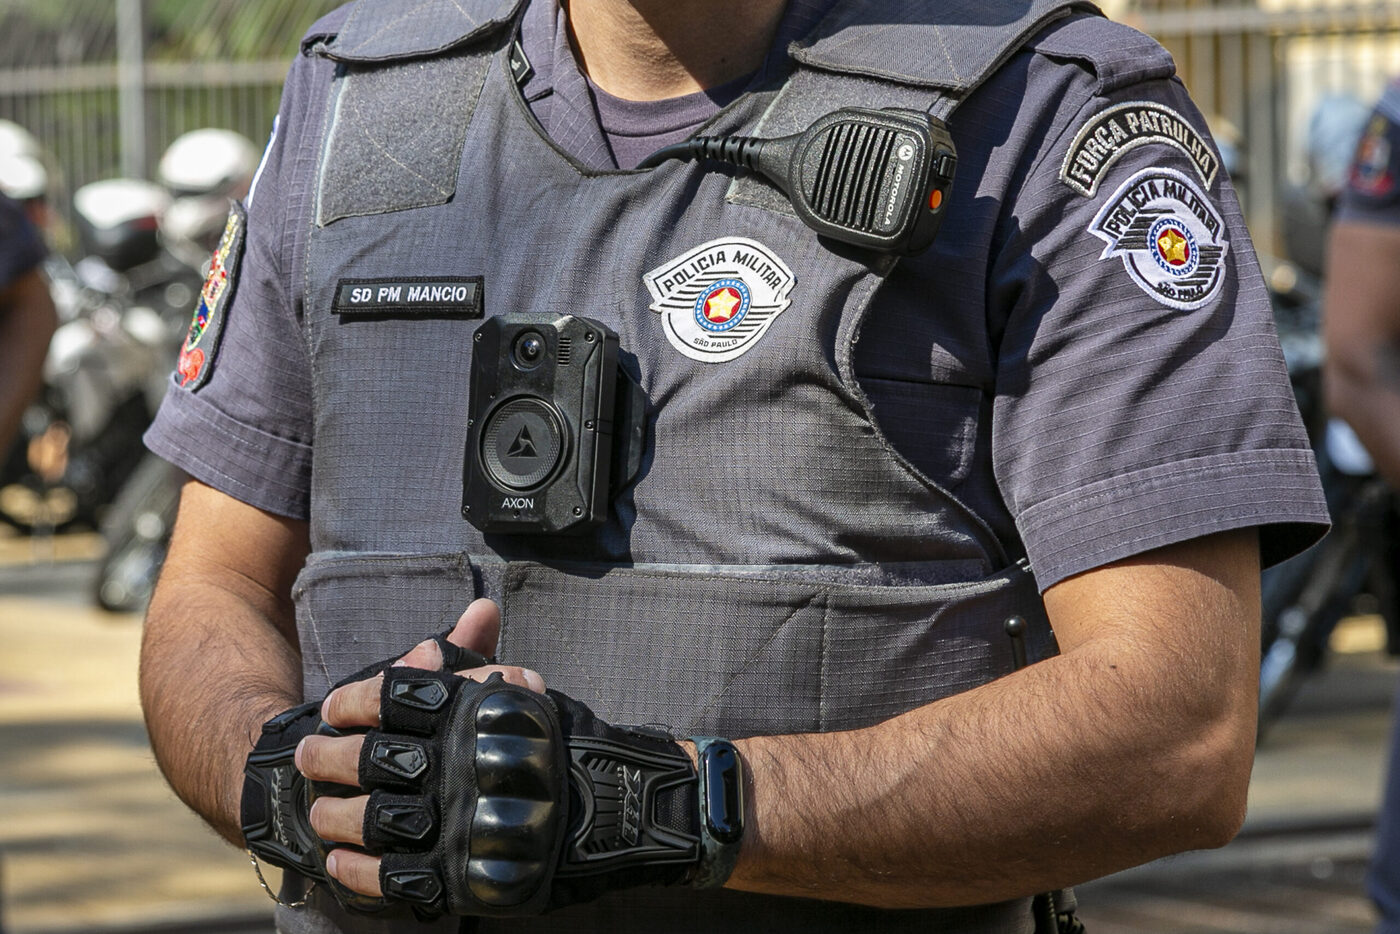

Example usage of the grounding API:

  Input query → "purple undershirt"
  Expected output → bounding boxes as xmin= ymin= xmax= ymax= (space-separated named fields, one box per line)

xmin=516 ymin=0 xmax=837 ymax=170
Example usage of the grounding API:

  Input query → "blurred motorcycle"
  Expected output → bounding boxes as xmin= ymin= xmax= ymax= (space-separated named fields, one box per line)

xmin=0 ymin=177 xmax=194 ymax=537
xmin=91 ymin=128 xmax=260 ymax=613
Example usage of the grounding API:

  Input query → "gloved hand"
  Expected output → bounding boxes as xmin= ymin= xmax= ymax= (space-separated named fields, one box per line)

xmin=240 ymin=629 xmax=492 ymax=893
xmin=304 ymin=666 xmax=711 ymax=919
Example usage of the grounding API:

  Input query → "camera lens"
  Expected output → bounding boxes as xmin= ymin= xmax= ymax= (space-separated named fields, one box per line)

xmin=514 ymin=332 xmax=546 ymax=369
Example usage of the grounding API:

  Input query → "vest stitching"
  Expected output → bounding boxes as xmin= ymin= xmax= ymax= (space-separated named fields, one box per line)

xmin=677 ymin=596 xmax=820 ymax=734
xmin=817 ymin=589 xmax=832 ymax=732
xmin=340 ymin=0 xmax=476 ymax=58
xmin=930 ymin=26 xmax=964 ymax=85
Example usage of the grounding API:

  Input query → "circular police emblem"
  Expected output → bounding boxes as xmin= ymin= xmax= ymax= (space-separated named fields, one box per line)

xmin=1089 ymin=167 xmax=1229 ymax=311
xmin=1148 ymin=216 xmax=1198 ymax=278
xmin=695 ymin=279 xmax=751 ymax=332
xmin=644 ymin=238 xmax=795 ymax=363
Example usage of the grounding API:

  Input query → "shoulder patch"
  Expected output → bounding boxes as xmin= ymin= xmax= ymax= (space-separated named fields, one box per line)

xmin=1350 ymin=114 xmax=1397 ymax=199
xmin=1060 ymin=101 xmax=1218 ymax=197
xmin=1089 ymin=167 xmax=1229 ymax=311
xmin=177 ymin=203 xmax=245 ymax=391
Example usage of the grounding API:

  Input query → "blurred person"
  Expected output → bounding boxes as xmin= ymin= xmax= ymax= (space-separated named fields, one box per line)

xmin=1282 ymin=94 xmax=1373 ymax=280
xmin=1322 ymin=76 xmax=1400 ymax=934
xmin=138 ymin=1 xmax=1328 ymax=933
xmin=0 ymin=191 xmax=57 ymax=458
xmin=0 ymin=120 xmax=58 ymax=235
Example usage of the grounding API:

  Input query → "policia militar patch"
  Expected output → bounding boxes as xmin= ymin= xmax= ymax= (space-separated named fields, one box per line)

xmin=177 ymin=202 xmax=245 ymax=391
xmin=1060 ymin=101 xmax=1219 ymax=198
xmin=332 ymin=277 xmax=484 ymax=320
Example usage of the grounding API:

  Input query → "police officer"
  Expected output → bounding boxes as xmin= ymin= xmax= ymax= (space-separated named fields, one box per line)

xmin=0 ymin=191 xmax=56 ymax=457
xmin=139 ymin=1 xmax=1329 ymax=932
xmin=1321 ymin=76 xmax=1400 ymax=934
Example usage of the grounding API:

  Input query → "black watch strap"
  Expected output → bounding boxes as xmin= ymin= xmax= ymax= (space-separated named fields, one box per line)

xmin=690 ymin=735 xmax=745 ymax=889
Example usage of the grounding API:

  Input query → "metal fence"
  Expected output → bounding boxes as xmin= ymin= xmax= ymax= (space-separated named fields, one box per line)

xmin=0 ymin=0 xmax=341 ymax=249
xmin=1125 ymin=1 xmax=1400 ymax=260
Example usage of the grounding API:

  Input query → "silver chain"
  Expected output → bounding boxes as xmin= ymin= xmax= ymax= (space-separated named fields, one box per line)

xmin=247 ymin=850 xmax=309 ymax=909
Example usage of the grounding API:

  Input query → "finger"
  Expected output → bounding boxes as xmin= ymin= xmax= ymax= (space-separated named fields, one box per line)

xmin=392 ymin=638 xmax=447 ymax=671
xmin=445 ymin=598 xmax=501 ymax=657
xmin=464 ymin=664 xmax=545 ymax=694
xmin=387 ymin=600 xmax=502 ymax=672
xmin=322 ymin=673 xmax=385 ymax=728
xmin=309 ymin=795 xmax=368 ymax=846
xmin=296 ymin=734 xmax=365 ymax=786
xmin=326 ymin=848 xmax=383 ymax=898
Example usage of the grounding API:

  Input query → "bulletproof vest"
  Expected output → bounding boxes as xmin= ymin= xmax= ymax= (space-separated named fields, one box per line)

xmin=288 ymin=0 xmax=1094 ymax=930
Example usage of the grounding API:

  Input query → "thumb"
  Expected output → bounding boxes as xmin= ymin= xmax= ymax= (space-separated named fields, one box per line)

xmin=390 ymin=598 xmax=502 ymax=671
xmin=445 ymin=597 xmax=502 ymax=660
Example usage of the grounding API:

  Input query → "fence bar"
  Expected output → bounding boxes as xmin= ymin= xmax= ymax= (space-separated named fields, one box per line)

xmin=116 ymin=0 xmax=146 ymax=179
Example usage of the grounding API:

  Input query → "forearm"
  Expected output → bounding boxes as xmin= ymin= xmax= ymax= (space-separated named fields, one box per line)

xmin=1322 ymin=221 xmax=1400 ymax=489
xmin=0 ymin=270 xmax=57 ymax=450
xmin=727 ymin=531 xmax=1259 ymax=908
xmin=139 ymin=482 xmax=309 ymax=845
xmin=141 ymin=578 xmax=302 ymax=843
xmin=1325 ymin=357 xmax=1400 ymax=489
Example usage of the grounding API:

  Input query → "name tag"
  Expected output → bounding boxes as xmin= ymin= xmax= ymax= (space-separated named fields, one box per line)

xmin=333 ymin=277 xmax=484 ymax=319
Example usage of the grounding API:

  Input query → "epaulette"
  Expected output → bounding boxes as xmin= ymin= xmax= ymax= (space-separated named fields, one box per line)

xmin=300 ymin=5 xmax=353 ymax=55
xmin=1026 ymin=14 xmax=1178 ymax=95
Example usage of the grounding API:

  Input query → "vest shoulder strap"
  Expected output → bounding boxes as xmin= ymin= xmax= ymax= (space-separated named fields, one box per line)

xmin=728 ymin=0 xmax=1103 ymax=219
xmin=789 ymin=0 xmax=1101 ymax=102
xmin=320 ymin=0 xmax=522 ymax=63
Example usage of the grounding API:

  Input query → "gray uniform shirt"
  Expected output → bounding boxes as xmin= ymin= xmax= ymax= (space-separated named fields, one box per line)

xmin=148 ymin=3 xmax=1326 ymax=591
xmin=143 ymin=2 xmax=1329 ymax=931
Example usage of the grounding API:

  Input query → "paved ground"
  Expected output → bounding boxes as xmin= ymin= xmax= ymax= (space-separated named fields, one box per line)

xmin=0 ymin=528 xmax=1396 ymax=933
xmin=0 ymin=531 xmax=275 ymax=934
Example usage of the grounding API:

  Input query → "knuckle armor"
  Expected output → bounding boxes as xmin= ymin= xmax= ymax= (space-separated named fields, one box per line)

xmin=239 ymin=635 xmax=494 ymax=918
xmin=249 ymin=662 xmax=727 ymax=921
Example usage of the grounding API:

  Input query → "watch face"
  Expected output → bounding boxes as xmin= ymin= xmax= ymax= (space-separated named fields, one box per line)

xmin=702 ymin=741 xmax=744 ymax=845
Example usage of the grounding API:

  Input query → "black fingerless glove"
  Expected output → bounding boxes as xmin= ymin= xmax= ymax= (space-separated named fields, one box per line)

xmin=310 ymin=667 xmax=744 ymax=920
xmin=241 ymin=700 xmax=328 ymax=886
xmin=240 ymin=634 xmax=492 ymax=896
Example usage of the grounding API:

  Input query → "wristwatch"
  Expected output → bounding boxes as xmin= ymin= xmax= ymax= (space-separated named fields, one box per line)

xmin=690 ymin=735 xmax=745 ymax=888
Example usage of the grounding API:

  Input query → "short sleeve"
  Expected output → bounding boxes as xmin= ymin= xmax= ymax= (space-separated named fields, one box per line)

xmin=990 ymin=69 xmax=1329 ymax=590
xmin=143 ymin=46 xmax=337 ymax=519
xmin=1334 ymin=80 xmax=1400 ymax=226
xmin=0 ymin=194 xmax=46 ymax=288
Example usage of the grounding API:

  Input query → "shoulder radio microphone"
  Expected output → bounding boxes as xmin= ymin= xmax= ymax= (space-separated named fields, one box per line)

xmin=638 ymin=106 xmax=957 ymax=256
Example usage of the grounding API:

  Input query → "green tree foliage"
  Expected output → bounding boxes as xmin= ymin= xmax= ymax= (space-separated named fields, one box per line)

xmin=0 ymin=0 xmax=344 ymax=67
xmin=147 ymin=0 xmax=344 ymax=61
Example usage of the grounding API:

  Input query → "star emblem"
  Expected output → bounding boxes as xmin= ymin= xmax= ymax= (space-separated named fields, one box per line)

xmin=1157 ymin=228 xmax=1190 ymax=266
xmin=705 ymin=287 xmax=741 ymax=322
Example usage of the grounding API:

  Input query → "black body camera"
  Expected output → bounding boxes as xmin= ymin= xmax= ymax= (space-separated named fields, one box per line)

xmin=462 ymin=314 xmax=645 ymax=535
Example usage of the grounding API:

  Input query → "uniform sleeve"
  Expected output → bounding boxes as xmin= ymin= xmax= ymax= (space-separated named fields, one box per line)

xmin=143 ymin=47 xmax=332 ymax=519
xmin=990 ymin=67 xmax=1329 ymax=590
xmin=1334 ymin=81 xmax=1400 ymax=226
xmin=0 ymin=194 xmax=46 ymax=288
